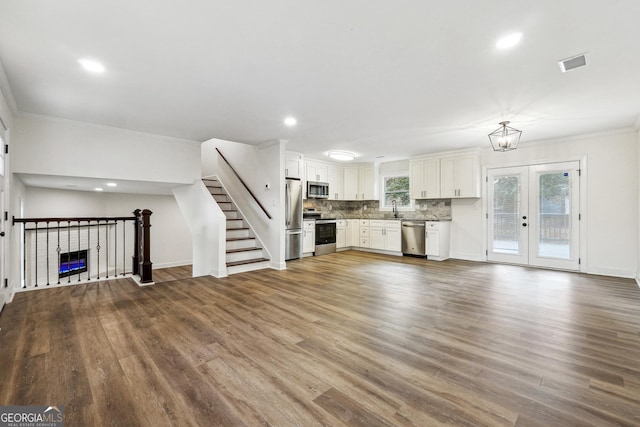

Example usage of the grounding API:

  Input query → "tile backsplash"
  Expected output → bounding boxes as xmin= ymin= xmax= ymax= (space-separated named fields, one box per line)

xmin=303 ymin=198 xmax=451 ymax=220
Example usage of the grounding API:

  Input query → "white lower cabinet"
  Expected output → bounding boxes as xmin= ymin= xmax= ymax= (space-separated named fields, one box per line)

xmin=336 ymin=219 xmax=347 ymax=249
xmin=369 ymin=220 xmax=401 ymax=252
xmin=346 ymin=219 xmax=359 ymax=247
xmin=425 ymin=221 xmax=450 ymax=260
xmin=303 ymin=220 xmax=315 ymax=255
xmin=359 ymin=220 xmax=370 ymax=248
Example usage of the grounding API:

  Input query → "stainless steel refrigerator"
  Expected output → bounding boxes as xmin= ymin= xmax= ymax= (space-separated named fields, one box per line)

xmin=285 ymin=178 xmax=303 ymax=260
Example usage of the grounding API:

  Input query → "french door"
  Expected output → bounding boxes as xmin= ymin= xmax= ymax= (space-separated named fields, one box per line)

xmin=487 ymin=162 xmax=580 ymax=270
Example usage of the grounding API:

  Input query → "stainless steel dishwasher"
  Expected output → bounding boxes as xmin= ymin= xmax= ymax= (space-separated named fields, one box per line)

xmin=401 ymin=220 xmax=426 ymax=256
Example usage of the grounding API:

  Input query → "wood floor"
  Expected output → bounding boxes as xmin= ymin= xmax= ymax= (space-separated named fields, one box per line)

xmin=1 ymin=251 xmax=640 ymax=426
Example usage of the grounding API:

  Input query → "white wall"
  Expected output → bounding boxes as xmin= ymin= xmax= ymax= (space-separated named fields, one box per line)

xmin=173 ymin=181 xmax=226 ymax=277
xmin=450 ymin=129 xmax=638 ymax=278
xmin=13 ymin=114 xmax=201 ymax=185
xmin=23 ymin=187 xmax=192 ymax=269
xmin=202 ymin=138 xmax=285 ymax=269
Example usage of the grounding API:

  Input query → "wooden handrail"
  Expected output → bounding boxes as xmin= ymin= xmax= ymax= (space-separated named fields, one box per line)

xmin=14 ymin=216 xmax=136 ymax=224
xmin=215 ymin=148 xmax=272 ymax=220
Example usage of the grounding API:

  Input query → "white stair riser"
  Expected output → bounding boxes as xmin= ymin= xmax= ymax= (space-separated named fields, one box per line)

xmin=224 ymin=211 xmax=240 ymax=219
xmin=227 ymin=229 xmax=250 ymax=239
xmin=227 ymin=219 xmax=244 ymax=228
xmin=227 ymin=239 xmax=257 ymax=250
xmin=227 ymin=261 xmax=271 ymax=275
xmin=226 ymin=249 xmax=265 ymax=263
xmin=217 ymin=202 xmax=233 ymax=210
xmin=212 ymin=194 xmax=228 ymax=202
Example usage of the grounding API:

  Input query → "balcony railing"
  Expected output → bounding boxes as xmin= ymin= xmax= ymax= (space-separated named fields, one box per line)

xmin=493 ymin=212 xmax=570 ymax=242
xmin=13 ymin=209 xmax=152 ymax=288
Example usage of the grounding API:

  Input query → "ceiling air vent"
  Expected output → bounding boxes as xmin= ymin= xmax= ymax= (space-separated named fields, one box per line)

xmin=559 ymin=53 xmax=588 ymax=73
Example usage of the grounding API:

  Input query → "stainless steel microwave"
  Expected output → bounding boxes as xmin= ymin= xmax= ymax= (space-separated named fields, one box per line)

xmin=307 ymin=181 xmax=329 ymax=199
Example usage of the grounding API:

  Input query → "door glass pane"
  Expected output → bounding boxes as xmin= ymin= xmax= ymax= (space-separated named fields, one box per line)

xmin=492 ymin=175 xmax=520 ymax=254
xmin=538 ymin=172 xmax=571 ymax=259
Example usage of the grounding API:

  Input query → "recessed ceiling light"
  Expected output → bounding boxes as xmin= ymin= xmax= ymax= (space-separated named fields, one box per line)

xmin=284 ymin=117 xmax=297 ymax=126
xmin=78 ymin=58 xmax=105 ymax=73
xmin=496 ymin=32 xmax=523 ymax=49
xmin=94 ymin=187 xmax=104 ymax=192
xmin=106 ymin=182 xmax=117 ymax=187
xmin=328 ymin=151 xmax=356 ymax=161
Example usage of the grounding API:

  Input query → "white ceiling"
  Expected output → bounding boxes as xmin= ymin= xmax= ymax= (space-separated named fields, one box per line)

xmin=1 ymin=0 xmax=639 ymax=164
xmin=17 ymin=174 xmax=182 ymax=195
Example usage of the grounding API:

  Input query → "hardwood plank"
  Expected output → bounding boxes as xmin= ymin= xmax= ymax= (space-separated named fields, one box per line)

xmin=1 ymin=252 xmax=640 ymax=425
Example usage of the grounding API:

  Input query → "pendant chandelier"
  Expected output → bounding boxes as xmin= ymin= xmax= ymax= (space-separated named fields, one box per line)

xmin=488 ymin=121 xmax=522 ymax=152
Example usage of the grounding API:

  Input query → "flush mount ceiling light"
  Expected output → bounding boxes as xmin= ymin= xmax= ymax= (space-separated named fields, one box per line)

xmin=488 ymin=121 xmax=522 ymax=152
xmin=284 ymin=117 xmax=297 ymax=126
xmin=106 ymin=182 xmax=117 ymax=187
xmin=94 ymin=187 xmax=104 ymax=192
xmin=78 ymin=58 xmax=105 ymax=73
xmin=496 ymin=32 xmax=523 ymax=49
xmin=327 ymin=150 xmax=356 ymax=161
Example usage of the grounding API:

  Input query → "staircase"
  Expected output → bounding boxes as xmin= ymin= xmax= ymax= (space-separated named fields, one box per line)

xmin=203 ymin=178 xmax=270 ymax=275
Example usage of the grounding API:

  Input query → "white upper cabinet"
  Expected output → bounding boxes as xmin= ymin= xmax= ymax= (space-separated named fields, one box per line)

xmin=343 ymin=165 xmax=375 ymax=200
xmin=285 ymin=152 xmax=303 ymax=179
xmin=328 ymin=164 xmax=344 ymax=200
xmin=306 ymin=160 xmax=328 ymax=182
xmin=409 ymin=157 xmax=440 ymax=199
xmin=358 ymin=166 xmax=375 ymax=200
xmin=440 ymin=153 xmax=480 ymax=198
xmin=343 ymin=167 xmax=359 ymax=200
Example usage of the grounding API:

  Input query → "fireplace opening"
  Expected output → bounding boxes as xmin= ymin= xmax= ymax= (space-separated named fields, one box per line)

xmin=59 ymin=249 xmax=88 ymax=278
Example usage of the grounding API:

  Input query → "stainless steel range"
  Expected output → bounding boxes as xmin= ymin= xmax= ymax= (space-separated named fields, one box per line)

xmin=303 ymin=211 xmax=337 ymax=256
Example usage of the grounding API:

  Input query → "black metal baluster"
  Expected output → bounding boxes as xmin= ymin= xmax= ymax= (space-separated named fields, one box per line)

xmin=77 ymin=220 xmax=81 ymax=282
xmin=56 ymin=221 xmax=61 ymax=285
xmin=46 ymin=221 xmax=50 ymax=286
xmin=34 ymin=222 xmax=38 ymax=287
xmin=67 ymin=220 xmax=71 ymax=284
xmin=87 ymin=221 xmax=91 ymax=280
xmin=122 ymin=221 xmax=126 ymax=276
xmin=22 ymin=223 xmax=27 ymax=288
xmin=106 ymin=221 xmax=110 ymax=278
xmin=113 ymin=221 xmax=117 ymax=278
xmin=96 ymin=220 xmax=101 ymax=279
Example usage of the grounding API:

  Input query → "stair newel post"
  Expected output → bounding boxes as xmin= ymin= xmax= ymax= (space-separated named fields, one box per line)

xmin=132 ymin=209 xmax=141 ymax=276
xmin=139 ymin=209 xmax=153 ymax=283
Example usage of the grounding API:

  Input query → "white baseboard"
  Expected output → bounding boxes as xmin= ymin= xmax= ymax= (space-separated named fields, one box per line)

xmin=636 ymin=276 xmax=640 ymax=289
xmin=587 ymin=266 xmax=636 ymax=279
xmin=353 ymin=247 xmax=403 ymax=257
xmin=271 ymin=261 xmax=287 ymax=270
xmin=209 ymin=268 xmax=228 ymax=278
xmin=450 ymin=251 xmax=484 ymax=262
xmin=152 ymin=260 xmax=192 ymax=269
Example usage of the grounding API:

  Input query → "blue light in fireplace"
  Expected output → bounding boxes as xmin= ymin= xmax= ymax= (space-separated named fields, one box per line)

xmin=59 ymin=250 xmax=88 ymax=278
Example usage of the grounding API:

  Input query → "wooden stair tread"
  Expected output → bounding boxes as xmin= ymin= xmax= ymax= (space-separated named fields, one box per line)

xmin=226 ymin=237 xmax=256 ymax=242
xmin=226 ymin=258 xmax=270 ymax=267
xmin=226 ymin=247 xmax=262 ymax=254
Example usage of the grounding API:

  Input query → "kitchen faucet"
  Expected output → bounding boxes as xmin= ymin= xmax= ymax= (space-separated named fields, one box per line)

xmin=392 ymin=199 xmax=398 ymax=218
